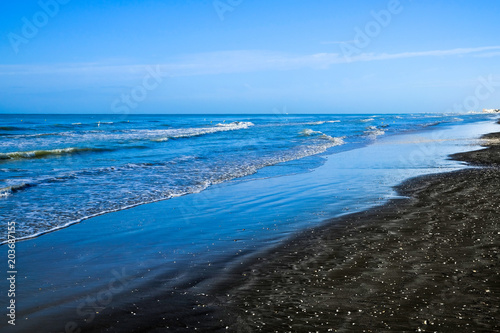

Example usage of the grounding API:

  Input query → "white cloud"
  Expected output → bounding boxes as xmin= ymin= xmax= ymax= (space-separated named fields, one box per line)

xmin=1 ymin=46 xmax=500 ymax=81
xmin=473 ymin=51 xmax=500 ymax=58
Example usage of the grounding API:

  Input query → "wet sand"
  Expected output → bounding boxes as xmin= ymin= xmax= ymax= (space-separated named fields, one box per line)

xmin=452 ymin=131 xmax=500 ymax=166
xmin=212 ymin=130 xmax=500 ymax=332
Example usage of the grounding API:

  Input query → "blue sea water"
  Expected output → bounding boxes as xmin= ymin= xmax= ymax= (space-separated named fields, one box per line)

xmin=0 ymin=113 xmax=496 ymax=243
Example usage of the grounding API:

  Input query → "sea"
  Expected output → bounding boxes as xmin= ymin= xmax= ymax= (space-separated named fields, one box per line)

xmin=0 ymin=112 xmax=497 ymax=244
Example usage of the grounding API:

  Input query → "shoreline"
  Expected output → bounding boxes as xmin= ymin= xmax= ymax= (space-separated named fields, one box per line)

xmin=0 ymin=114 xmax=489 ymax=247
xmin=212 ymin=125 xmax=500 ymax=332
xmin=6 ymin=119 xmax=499 ymax=332
xmin=69 ymin=121 xmax=500 ymax=332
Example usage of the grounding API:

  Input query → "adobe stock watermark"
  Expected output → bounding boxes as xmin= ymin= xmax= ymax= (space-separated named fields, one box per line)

xmin=446 ymin=75 xmax=500 ymax=113
xmin=111 ymin=65 xmax=168 ymax=119
xmin=340 ymin=0 xmax=403 ymax=61
xmin=64 ymin=267 xmax=131 ymax=333
xmin=7 ymin=0 xmax=70 ymax=54
xmin=213 ymin=0 xmax=243 ymax=21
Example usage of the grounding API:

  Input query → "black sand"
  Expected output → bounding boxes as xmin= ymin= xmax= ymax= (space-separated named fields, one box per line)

xmin=61 ymin=127 xmax=500 ymax=333
xmin=451 ymin=132 xmax=500 ymax=166
xmin=215 ymin=130 xmax=500 ymax=332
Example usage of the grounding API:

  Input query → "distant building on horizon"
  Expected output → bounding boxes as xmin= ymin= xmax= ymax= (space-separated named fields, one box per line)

xmin=483 ymin=108 xmax=500 ymax=113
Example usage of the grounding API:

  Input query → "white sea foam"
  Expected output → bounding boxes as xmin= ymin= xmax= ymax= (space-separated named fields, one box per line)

xmin=260 ymin=120 xmax=340 ymax=128
xmin=215 ymin=121 xmax=254 ymax=128
xmin=320 ymin=134 xmax=345 ymax=145
xmin=0 ymin=188 xmax=11 ymax=197
xmin=300 ymin=129 xmax=323 ymax=136
xmin=305 ymin=121 xmax=326 ymax=125
xmin=167 ymin=122 xmax=253 ymax=139
xmin=300 ymin=129 xmax=346 ymax=146
xmin=3 ymin=122 xmax=256 ymax=150
xmin=151 ymin=137 xmax=170 ymax=142
xmin=303 ymin=120 xmax=340 ymax=125
xmin=364 ymin=126 xmax=386 ymax=138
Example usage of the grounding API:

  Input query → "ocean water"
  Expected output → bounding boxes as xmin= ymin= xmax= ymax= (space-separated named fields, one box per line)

xmin=0 ymin=113 xmax=495 ymax=243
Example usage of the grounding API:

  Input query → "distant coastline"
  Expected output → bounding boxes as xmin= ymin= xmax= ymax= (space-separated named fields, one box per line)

xmin=483 ymin=108 xmax=500 ymax=113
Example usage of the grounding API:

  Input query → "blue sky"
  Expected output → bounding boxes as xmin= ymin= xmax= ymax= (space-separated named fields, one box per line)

xmin=1 ymin=0 xmax=499 ymax=114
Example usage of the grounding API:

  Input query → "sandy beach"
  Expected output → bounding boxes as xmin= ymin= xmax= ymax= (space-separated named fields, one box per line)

xmin=62 ymin=122 xmax=500 ymax=333
xmin=210 ymin=124 xmax=500 ymax=332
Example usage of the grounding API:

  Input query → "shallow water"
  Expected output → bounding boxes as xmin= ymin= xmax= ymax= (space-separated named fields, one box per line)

xmin=0 ymin=113 xmax=494 ymax=243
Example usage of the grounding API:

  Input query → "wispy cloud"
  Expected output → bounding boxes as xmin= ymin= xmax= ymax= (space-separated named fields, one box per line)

xmin=1 ymin=46 xmax=499 ymax=81
xmin=473 ymin=51 xmax=500 ymax=58
xmin=354 ymin=46 xmax=500 ymax=61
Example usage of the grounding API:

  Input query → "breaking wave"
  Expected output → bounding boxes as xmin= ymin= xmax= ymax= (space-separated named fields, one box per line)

xmin=364 ymin=126 xmax=386 ymax=138
xmin=0 ymin=147 xmax=108 ymax=160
